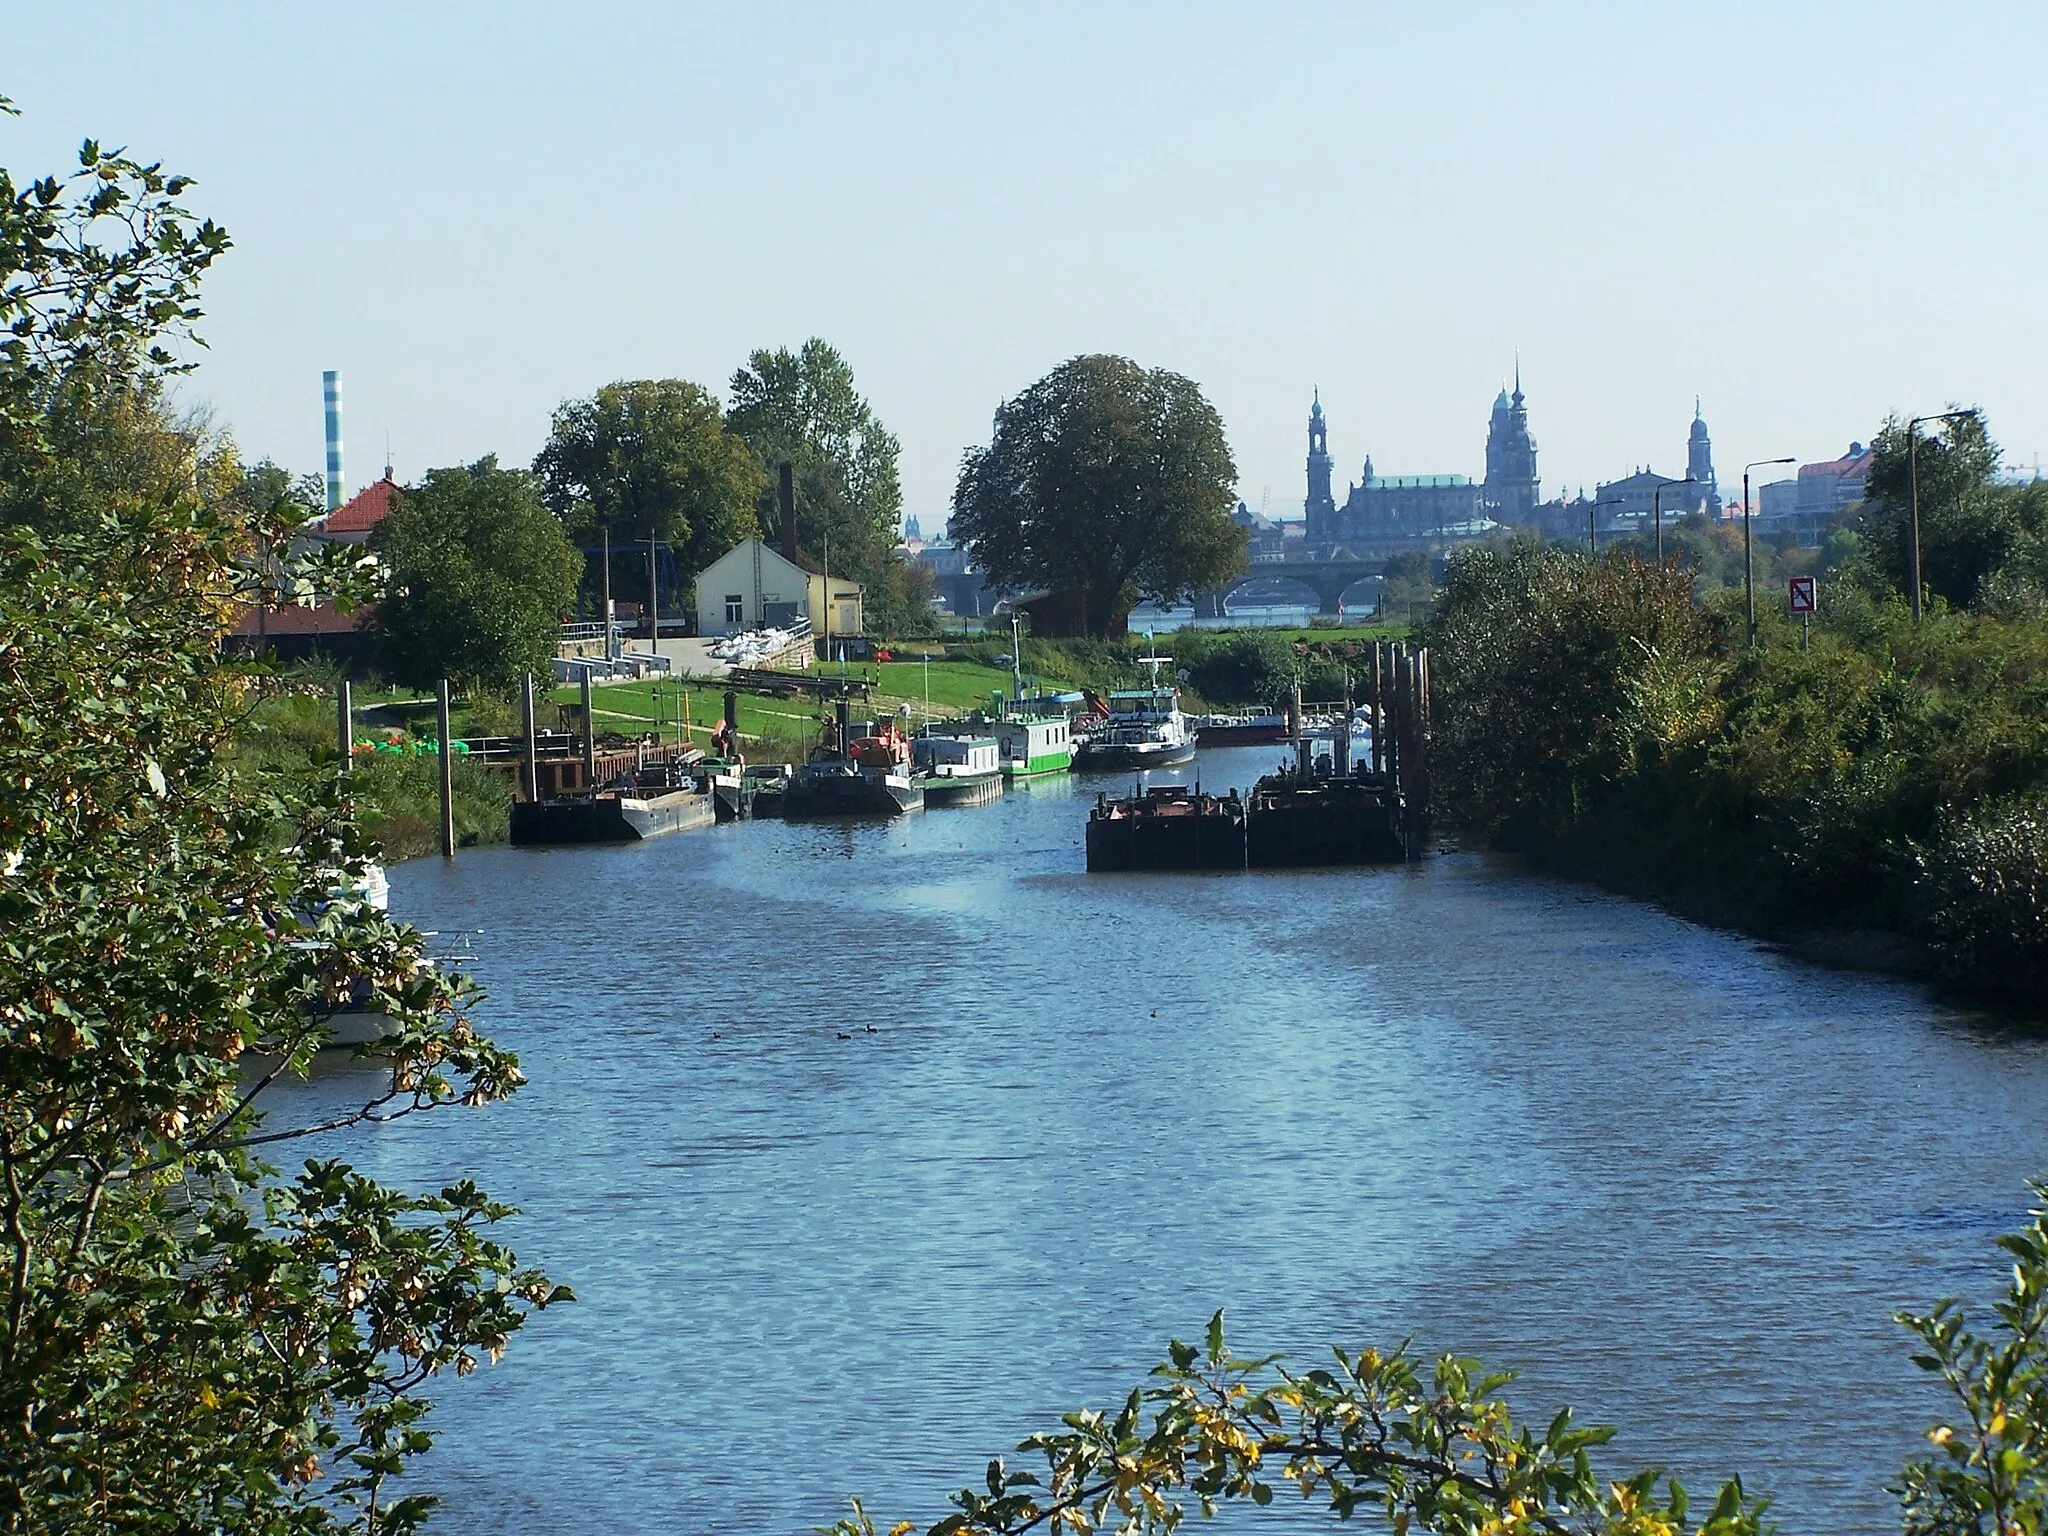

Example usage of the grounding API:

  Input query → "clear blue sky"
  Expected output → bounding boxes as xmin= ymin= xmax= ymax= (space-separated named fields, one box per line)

xmin=5 ymin=3 xmax=2043 ymax=522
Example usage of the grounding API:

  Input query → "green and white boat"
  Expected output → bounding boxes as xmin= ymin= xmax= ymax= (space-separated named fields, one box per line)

xmin=993 ymin=712 xmax=1074 ymax=779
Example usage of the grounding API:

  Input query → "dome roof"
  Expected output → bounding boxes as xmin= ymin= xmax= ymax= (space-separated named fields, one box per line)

xmin=1492 ymin=387 xmax=1512 ymax=414
xmin=1690 ymin=414 xmax=1711 ymax=442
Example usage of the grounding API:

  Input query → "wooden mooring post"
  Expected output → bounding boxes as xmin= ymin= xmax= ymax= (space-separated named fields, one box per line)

xmin=436 ymin=679 xmax=456 ymax=859
xmin=337 ymin=678 xmax=352 ymax=774
xmin=521 ymin=673 xmax=540 ymax=804
xmin=580 ymin=668 xmax=597 ymax=789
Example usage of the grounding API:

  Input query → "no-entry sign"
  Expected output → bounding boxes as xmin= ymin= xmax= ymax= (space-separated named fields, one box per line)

xmin=1788 ymin=575 xmax=1817 ymax=615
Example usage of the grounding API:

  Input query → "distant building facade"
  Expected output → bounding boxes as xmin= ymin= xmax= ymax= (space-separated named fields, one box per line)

xmin=1586 ymin=403 xmax=1725 ymax=537
xmin=1304 ymin=393 xmax=1489 ymax=556
xmin=1750 ymin=441 xmax=1873 ymax=545
xmin=1482 ymin=370 xmax=1541 ymax=524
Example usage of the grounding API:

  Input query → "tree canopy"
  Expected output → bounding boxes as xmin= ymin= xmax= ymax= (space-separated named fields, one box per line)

xmin=1860 ymin=409 xmax=2048 ymax=614
xmin=531 ymin=377 xmax=758 ymax=580
xmin=372 ymin=456 xmax=582 ymax=694
xmin=1 ymin=111 xmax=561 ymax=1535
xmin=951 ymin=354 xmax=1246 ymax=637
xmin=726 ymin=338 xmax=931 ymax=633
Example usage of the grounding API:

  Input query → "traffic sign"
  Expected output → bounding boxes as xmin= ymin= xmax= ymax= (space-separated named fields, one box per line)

xmin=1788 ymin=575 xmax=1817 ymax=615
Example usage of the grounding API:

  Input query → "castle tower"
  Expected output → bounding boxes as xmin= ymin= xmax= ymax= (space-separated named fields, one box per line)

xmin=1304 ymin=390 xmax=1337 ymax=545
xmin=1687 ymin=398 xmax=1722 ymax=517
xmin=1483 ymin=362 xmax=1540 ymax=524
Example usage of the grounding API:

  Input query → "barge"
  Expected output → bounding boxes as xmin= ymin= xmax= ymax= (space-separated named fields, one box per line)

xmin=510 ymin=761 xmax=716 ymax=845
xmin=1085 ymin=783 xmax=1247 ymax=871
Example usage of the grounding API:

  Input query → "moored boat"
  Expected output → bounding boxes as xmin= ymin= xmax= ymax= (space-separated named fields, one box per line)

xmin=511 ymin=763 xmax=717 ymax=845
xmin=1085 ymin=783 xmax=1247 ymax=871
xmin=1073 ymin=683 xmax=1197 ymax=771
xmin=913 ymin=731 xmax=1006 ymax=807
xmin=784 ymin=705 xmax=925 ymax=818
xmin=1194 ymin=710 xmax=1289 ymax=745
xmin=992 ymin=712 xmax=1074 ymax=778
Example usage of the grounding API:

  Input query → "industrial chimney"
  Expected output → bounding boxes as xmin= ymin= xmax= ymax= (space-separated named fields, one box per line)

xmin=778 ymin=461 xmax=797 ymax=563
xmin=322 ymin=370 xmax=344 ymax=513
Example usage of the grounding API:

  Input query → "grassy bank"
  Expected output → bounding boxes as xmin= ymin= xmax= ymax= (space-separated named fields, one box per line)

xmin=1425 ymin=544 xmax=2048 ymax=1004
xmin=236 ymin=686 xmax=514 ymax=862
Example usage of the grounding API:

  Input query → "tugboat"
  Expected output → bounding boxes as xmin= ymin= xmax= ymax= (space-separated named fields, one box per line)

xmin=912 ymin=730 xmax=1005 ymax=807
xmin=784 ymin=701 xmax=925 ymax=818
xmin=1074 ymin=638 xmax=1196 ymax=772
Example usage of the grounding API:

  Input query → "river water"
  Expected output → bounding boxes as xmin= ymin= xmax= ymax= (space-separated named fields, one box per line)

xmin=271 ymin=747 xmax=2048 ymax=1534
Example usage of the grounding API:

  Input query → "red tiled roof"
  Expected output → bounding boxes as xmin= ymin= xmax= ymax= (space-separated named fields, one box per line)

xmin=318 ymin=475 xmax=398 ymax=534
xmin=230 ymin=600 xmax=372 ymax=637
xmin=1801 ymin=448 xmax=1874 ymax=481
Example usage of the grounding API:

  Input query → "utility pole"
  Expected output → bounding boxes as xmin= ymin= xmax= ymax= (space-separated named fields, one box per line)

xmin=1742 ymin=457 xmax=1796 ymax=647
xmin=1647 ymin=475 xmax=1695 ymax=566
xmin=1906 ymin=410 xmax=1977 ymax=624
xmin=601 ymin=526 xmax=614 ymax=660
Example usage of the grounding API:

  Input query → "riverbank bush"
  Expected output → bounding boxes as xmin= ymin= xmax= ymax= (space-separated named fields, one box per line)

xmin=236 ymin=687 xmax=515 ymax=859
xmin=1424 ymin=532 xmax=2048 ymax=1001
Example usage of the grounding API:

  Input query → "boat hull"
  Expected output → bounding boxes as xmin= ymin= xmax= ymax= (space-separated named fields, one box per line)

xmin=924 ymin=771 xmax=1005 ymax=807
xmin=1196 ymin=722 xmax=1289 ymax=745
xmin=510 ymin=789 xmax=715 ymax=845
xmin=783 ymin=769 xmax=924 ymax=818
xmin=1074 ymin=740 xmax=1197 ymax=773
xmin=1085 ymin=794 xmax=1247 ymax=872
xmin=1246 ymin=777 xmax=1408 ymax=866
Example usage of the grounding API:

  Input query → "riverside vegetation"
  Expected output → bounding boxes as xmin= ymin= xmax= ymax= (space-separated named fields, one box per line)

xmin=12 ymin=102 xmax=2048 ymax=1536
xmin=1424 ymin=413 xmax=2048 ymax=1003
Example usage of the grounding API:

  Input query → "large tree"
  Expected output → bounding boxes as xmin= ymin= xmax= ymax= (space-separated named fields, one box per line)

xmin=726 ymin=338 xmax=932 ymax=633
xmin=1 ymin=109 xmax=562 ymax=1535
xmin=372 ymin=456 xmax=582 ymax=693
xmin=952 ymin=354 xmax=1246 ymax=637
xmin=531 ymin=378 xmax=758 ymax=598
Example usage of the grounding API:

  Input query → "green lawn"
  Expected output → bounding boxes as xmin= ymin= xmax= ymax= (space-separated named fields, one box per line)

xmin=545 ymin=679 xmax=826 ymax=753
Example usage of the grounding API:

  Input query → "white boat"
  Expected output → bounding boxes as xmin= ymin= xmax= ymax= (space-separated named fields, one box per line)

xmin=913 ymin=731 xmax=1006 ymax=806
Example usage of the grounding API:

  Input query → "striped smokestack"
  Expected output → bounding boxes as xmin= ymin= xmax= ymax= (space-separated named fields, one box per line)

xmin=322 ymin=370 xmax=344 ymax=513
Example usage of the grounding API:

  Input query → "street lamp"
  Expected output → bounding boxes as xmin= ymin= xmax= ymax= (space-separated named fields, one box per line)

xmin=1646 ymin=474 xmax=1696 ymax=566
xmin=1906 ymin=410 xmax=1978 ymax=624
xmin=1742 ymin=457 xmax=1797 ymax=647
xmin=1589 ymin=495 xmax=1628 ymax=556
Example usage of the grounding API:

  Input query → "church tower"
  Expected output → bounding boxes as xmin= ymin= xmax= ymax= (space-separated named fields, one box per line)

xmin=1483 ymin=363 xmax=1540 ymax=524
xmin=1304 ymin=390 xmax=1337 ymax=546
xmin=1687 ymin=398 xmax=1722 ymax=517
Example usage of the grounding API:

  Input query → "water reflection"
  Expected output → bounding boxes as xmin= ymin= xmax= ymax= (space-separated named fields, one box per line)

xmin=266 ymin=747 xmax=2048 ymax=1533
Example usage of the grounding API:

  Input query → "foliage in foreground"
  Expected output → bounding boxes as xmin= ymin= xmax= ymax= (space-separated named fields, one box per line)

xmin=842 ymin=1183 xmax=2048 ymax=1536
xmin=1 ymin=107 xmax=561 ymax=1534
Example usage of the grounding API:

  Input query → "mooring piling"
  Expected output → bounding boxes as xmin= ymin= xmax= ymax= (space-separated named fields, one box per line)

xmin=521 ymin=674 xmax=540 ymax=804
xmin=437 ymin=679 xmax=456 ymax=859
xmin=580 ymin=669 xmax=597 ymax=789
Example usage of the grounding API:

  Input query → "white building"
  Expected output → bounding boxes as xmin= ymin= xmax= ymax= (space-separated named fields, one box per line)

xmin=692 ymin=537 xmax=863 ymax=640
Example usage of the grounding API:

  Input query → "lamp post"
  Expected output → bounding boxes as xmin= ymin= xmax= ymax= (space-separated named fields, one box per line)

xmin=1742 ymin=457 xmax=1797 ymax=648
xmin=1589 ymin=495 xmax=1628 ymax=557
xmin=1647 ymin=475 xmax=1695 ymax=566
xmin=1906 ymin=410 xmax=1977 ymax=624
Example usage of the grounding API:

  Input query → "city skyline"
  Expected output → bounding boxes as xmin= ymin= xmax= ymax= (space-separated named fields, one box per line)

xmin=2 ymin=4 xmax=2041 ymax=524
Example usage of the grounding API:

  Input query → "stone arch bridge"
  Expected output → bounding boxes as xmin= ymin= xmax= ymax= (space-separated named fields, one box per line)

xmin=1192 ymin=555 xmax=1389 ymax=618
